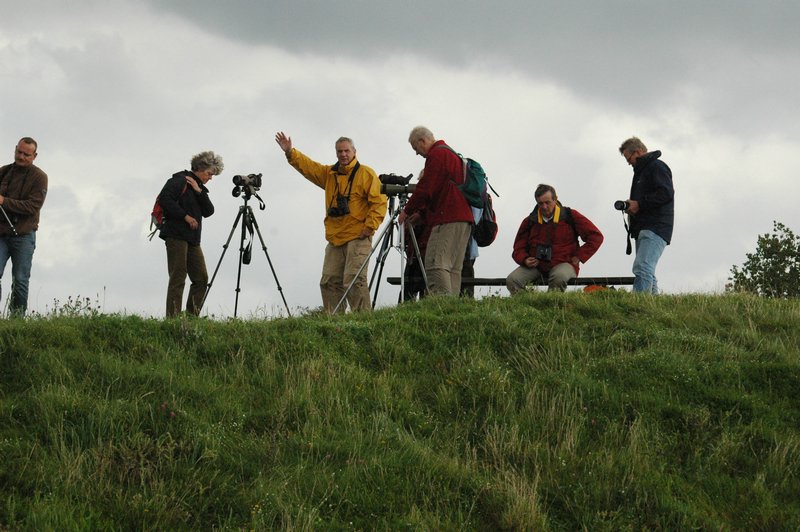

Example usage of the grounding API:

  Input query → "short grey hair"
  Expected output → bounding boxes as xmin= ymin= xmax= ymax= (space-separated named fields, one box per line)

xmin=190 ymin=150 xmax=224 ymax=174
xmin=619 ymin=137 xmax=647 ymax=155
xmin=408 ymin=126 xmax=435 ymax=144
xmin=335 ymin=137 xmax=355 ymax=150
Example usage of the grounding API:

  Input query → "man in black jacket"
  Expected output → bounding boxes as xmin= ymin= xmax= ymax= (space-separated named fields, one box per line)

xmin=158 ymin=151 xmax=222 ymax=317
xmin=619 ymin=137 xmax=674 ymax=294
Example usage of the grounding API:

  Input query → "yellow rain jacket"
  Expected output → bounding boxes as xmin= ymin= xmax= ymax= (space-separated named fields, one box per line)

xmin=286 ymin=148 xmax=387 ymax=246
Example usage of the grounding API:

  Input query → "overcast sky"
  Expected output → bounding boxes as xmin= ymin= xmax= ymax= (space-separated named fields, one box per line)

xmin=2 ymin=0 xmax=798 ymax=318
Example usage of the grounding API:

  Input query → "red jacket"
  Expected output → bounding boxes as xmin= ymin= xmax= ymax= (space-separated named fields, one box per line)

xmin=511 ymin=204 xmax=604 ymax=275
xmin=403 ymin=141 xmax=473 ymax=227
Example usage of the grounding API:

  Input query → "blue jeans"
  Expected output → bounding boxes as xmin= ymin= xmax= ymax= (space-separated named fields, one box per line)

xmin=0 ymin=231 xmax=37 ymax=315
xmin=632 ymin=229 xmax=666 ymax=294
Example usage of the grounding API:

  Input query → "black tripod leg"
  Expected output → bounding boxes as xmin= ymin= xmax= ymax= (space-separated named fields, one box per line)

xmin=201 ymin=207 xmax=244 ymax=312
xmin=407 ymin=228 xmax=429 ymax=293
xmin=370 ymin=224 xmax=395 ymax=307
xmin=248 ymin=208 xmax=293 ymax=317
xmin=368 ymin=226 xmax=392 ymax=291
xmin=233 ymin=208 xmax=252 ymax=318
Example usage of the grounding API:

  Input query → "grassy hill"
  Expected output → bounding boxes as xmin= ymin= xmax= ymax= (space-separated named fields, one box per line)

xmin=1 ymin=292 xmax=799 ymax=530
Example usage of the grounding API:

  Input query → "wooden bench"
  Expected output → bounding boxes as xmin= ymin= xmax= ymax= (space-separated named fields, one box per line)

xmin=386 ymin=276 xmax=634 ymax=287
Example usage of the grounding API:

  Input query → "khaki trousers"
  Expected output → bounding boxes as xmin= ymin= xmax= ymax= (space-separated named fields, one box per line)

xmin=165 ymin=238 xmax=208 ymax=317
xmin=321 ymin=237 xmax=372 ymax=313
xmin=506 ymin=262 xmax=576 ymax=294
xmin=425 ymin=222 xmax=472 ymax=296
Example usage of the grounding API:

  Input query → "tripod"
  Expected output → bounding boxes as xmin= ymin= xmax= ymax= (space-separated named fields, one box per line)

xmin=202 ymin=193 xmax=291 ymax=318
xmin=333 ymin=193 xmax=427 ymax=313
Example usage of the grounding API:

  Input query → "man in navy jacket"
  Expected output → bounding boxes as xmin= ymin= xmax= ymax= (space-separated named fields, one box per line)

xmin=619 ymin=137 xmax=675 ymax=294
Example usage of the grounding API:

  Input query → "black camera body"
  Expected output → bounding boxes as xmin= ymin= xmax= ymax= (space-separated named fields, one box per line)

xmin=614 ymin=200 xmax=630 ymax=211
xmin=233 ymin=173 xmax=262 ymax=189
xmin=232 ymin=173 xmax=263 ymax=199
xmin=328 ymin=195 xmax=351 ymax=217
xmin=535 ymin=244 xmax=552 ymax=262
xmin=379 ymin=173 xmax=416 ymax=196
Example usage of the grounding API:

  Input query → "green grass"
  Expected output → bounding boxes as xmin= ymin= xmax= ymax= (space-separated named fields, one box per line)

xmin=1 ymin=292 xmax=799 ymax=530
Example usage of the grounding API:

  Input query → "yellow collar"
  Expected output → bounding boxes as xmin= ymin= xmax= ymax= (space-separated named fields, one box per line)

xmin=537 ymin=203 xmax=561 ymax=224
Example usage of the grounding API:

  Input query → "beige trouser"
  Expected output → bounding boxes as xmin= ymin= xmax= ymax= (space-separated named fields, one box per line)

xmin=506 ymin=262 xmax=576 ymax=294
xmin=424 ymin=222 xmax=472 ymax=296
xmin=321 ymin=237 xmax=372 ymax=313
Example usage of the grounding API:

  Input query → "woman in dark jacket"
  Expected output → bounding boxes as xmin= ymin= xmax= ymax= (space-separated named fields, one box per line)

xmin=159 ymin=151 xmax=222 ymax=317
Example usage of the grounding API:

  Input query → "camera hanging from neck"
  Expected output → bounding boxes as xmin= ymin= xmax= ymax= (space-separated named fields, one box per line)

xmin=622 ymin=212 xmax=632 ymax=255
xmin=329 ymin=161 xmax=360 ymax=212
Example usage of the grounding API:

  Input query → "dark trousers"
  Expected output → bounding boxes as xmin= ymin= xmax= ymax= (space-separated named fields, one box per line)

xmin=460 ymin=257 xmax=475 ymax=298
xmin=403 ymin=260 xmax=427 ymax=301
xmin=165 ymin=238 xmax=208 ymax=317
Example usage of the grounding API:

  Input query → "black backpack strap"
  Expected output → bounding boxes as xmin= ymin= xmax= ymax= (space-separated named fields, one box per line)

xmin=331 ymin=162 xmax=360 ymax=197
xmin=345 ymin=162 xmax=360 ymax=196
xmin=562 ymin=206 xmax=577 ymax=240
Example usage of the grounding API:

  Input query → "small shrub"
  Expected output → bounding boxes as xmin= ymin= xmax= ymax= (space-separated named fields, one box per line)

xmin=728 ymin=221 xmax=800 ymax=298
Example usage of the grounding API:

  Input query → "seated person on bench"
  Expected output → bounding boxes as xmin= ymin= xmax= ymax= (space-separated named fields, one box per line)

xmin=506 ymin=184 xmax=604 ymax=293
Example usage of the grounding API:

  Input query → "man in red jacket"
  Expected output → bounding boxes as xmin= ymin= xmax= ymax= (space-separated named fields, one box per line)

xmin=506 ymin=184 xmax=604 ymax=293
xmin=399 ymin=126 xmax=473 ymax=295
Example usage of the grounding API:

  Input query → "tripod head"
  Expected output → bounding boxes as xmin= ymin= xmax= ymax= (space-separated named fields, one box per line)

xmin=379 ymin=173 xmax=416 ymax=197
xmin=231 ymin=173 xmax=266 ymax=210
xmin=379 ymin=173 xmax=415 ymax=215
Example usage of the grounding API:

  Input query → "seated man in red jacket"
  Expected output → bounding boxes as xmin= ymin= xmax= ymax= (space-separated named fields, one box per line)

xmin=506 ymin=184 xmax=604 ymax=293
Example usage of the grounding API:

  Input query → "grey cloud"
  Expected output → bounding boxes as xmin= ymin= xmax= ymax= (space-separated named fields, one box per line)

xmin=143 ymin=0 xmax=800 ymax=124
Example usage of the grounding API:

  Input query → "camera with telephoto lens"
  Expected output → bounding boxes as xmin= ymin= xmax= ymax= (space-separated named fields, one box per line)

xmin=379 ymin=173 xmax=416 ymax=196
xmin=328 ymin=195 xmax=351 ymax=217
xmin=232 ymin=173 xmax=263 ymax=198
xmin=535 ymin=244 xmax=552 ymax=262
xmin=614 ymin=200 xmax=630 ymax=211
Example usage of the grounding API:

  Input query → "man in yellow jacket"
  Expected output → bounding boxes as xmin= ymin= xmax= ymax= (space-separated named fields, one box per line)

xmin=275 ymin=132 xmax=387 ymax=313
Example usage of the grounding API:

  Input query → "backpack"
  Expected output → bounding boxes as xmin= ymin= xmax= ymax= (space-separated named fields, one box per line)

xmin=148 ymin=183 xmax=187 ymax=240
xmin=441 ymin=146 xmax=488 ymax=208
xmin=473 ymin=186 xmax=499 ymax=247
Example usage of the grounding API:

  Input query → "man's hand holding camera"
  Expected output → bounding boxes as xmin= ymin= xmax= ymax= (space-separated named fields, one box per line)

xmin=523 ymin=244 xmax=580 ymax=269
xmin=523 ymin=256 xmax=539 ymax=268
